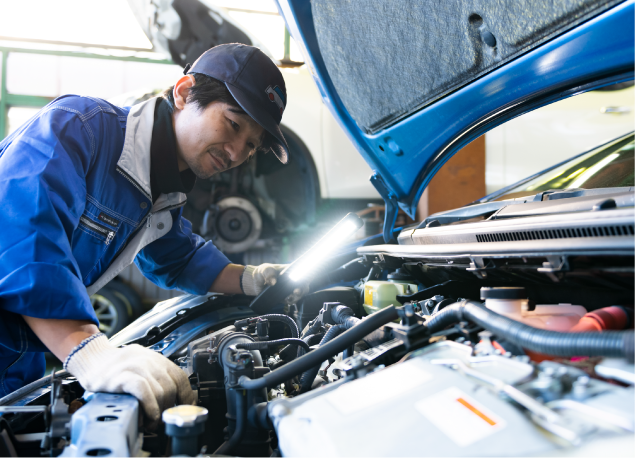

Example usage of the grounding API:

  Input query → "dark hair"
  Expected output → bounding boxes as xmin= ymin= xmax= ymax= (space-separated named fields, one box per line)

xmin=163 ymin=73 xmax=273 ymax=154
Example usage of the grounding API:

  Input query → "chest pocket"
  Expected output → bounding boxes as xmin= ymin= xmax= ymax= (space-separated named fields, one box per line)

xmin=71 ymin=213 xmax=120 ymax=281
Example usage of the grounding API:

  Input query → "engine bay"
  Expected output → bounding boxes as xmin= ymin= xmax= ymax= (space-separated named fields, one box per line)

xmin=1 ymin=271 xmax=633 ymax=457
xmin=0 ymin=207 xmax=633 ymax=457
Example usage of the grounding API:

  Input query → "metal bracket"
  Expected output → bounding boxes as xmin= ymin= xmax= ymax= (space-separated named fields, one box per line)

xmin=59 ymin=393 xmax=140 ymax=457
xmin=466 ymin=256 xmax=495 ymax=279
xmin=537 ymin=255 xmax=569 ymax=282
xmin=370 ymin=172 xmax=398 ymax=244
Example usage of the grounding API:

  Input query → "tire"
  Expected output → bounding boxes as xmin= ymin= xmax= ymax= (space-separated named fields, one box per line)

xmin=109 ymin=279 xmax=144 ymax=318
xmin=90 ymin=286 xmax=131 ymax=338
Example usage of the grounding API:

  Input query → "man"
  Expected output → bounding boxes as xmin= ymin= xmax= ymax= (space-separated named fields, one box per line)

xmin=0 ymin=44 xmax=304 ymax=423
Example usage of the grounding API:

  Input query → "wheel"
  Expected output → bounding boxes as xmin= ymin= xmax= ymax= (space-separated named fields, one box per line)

xmin=108 ymin=279 xmax=144 ymax=318
xmin=207 ymin=196 xmax=263 ymax=253
xmin=90 ymin=286 xmax=131 ymax=337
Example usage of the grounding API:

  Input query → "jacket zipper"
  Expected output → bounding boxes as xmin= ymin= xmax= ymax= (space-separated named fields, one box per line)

xmin=108 ymin=200 xmax=188 ymax=263
xmin=116 ymin=164 xmax=187 ymax=217
xmin=79 ymin=216 xmax=115 ymax=245
xmin=112 ymin=158 xmax=188 ymax=263
xmin=116 ymin=165 xmax=152 ymax=201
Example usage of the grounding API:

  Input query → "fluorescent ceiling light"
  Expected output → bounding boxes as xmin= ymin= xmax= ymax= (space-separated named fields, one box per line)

xmin=0 ymin=0 xmax=152 ymax=49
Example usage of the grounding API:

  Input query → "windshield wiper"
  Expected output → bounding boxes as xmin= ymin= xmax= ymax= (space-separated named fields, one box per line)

xmin=543 ymin=187 xmax=634 ymax=201
xmin=418 ymin=194 xmax=543 ymax=228
xmin=418 ymin=187 xmax=635 ymax=228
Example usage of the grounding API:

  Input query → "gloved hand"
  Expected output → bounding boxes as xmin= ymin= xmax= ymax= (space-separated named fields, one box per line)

xmin=64 ymin=333 xmax=195 ymax=427
xmin=241 ymin=263 xmax=309 ymax=304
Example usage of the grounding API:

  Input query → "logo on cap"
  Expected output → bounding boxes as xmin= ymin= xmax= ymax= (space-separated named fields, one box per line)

xmin=265 ymin=85 xmax=286 ymax=116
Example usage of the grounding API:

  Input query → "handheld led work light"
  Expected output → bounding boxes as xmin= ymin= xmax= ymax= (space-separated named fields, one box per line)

xmin=249 ymin=212 xmax=364 ymax=313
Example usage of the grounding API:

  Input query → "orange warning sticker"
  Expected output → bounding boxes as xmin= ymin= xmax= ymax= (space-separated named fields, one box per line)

xmin=415 ymin=387 xmax=506 ymax=447
xmin=456 ymin=397 xmax=497 ymax=426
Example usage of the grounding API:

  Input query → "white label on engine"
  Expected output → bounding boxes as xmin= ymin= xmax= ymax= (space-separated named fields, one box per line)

xmin=415 ymin=387 xmax=506 ymax=447
xmin=326 ymin=363 xmax=432 ymax=415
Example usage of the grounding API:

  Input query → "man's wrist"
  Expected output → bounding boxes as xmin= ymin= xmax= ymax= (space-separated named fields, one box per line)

xmin=239 ymin=266 xmax=247 ymax=294
xmin=209 ymin=263 xmax=246 ymax=295
xmin=63 ymin=332 xmax=106 ymax=370
xmin=241 ymin=265 xmax=259 ymax=296
xmin=63 ymin=333 xmax=116 ymax=382
xmin=21 ymin=316 xmax=100 ymax=364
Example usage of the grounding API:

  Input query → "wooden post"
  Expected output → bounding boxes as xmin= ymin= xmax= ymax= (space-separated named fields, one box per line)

xmin=416 ymin=135 xmax=486 ymax=221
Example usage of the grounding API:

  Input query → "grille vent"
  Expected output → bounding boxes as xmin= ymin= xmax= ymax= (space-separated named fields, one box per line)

xmin=475 ymin=224 xmax=635 ymax=243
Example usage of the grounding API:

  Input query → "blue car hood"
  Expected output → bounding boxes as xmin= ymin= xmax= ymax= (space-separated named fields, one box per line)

xmin=276 ymin=0 xmax=634 ymax=241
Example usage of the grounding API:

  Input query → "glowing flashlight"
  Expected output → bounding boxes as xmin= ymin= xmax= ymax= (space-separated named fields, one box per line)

xmin=249 ymin=212 xmax=364 ymax=313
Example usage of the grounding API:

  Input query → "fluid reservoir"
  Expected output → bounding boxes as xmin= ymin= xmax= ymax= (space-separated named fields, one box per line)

xmin=480 ymin=287 xmax=586 ymax=331
xmin=364 ymin=268 xmax=418 ymax=315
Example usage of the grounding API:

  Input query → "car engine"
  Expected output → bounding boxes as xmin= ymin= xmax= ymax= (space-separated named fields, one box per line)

xmin=0 ymin=207 xmax=633 ymax=457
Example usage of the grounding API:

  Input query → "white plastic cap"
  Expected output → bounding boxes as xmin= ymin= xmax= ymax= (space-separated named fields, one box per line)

xmin=162 ymin=405 xmax=208 ymax=427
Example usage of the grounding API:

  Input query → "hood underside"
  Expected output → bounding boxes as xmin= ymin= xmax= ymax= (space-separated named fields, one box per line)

xmin=277 ymin=0 xmax=634 ymax=223
xmin=312 ymin=0 xmax=624 ymax=135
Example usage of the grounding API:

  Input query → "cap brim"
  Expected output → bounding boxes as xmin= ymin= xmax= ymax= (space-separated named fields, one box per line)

xmin=225 ymin=82 xmax=289 ymax=164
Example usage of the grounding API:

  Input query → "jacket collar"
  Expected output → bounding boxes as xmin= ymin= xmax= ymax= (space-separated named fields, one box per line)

xmin=118 ymin=97 xmax=156 ymax=198
xmin=117 ymin=97 xmax=187 ymax=212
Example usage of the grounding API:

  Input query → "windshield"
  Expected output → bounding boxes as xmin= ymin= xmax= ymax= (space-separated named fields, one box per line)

xmin=490 ymin=134 xmax=634 ymax=201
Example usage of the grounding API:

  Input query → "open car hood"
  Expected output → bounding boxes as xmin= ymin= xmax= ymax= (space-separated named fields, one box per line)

xmin=276 ymin=0 xmax=634 ymax=241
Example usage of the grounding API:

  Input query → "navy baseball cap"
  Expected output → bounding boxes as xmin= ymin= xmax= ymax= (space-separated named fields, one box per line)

xmin=186 ymin=43 xmax=289 ymax=164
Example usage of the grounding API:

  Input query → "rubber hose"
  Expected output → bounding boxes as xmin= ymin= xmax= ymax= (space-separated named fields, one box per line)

xmin=304 ymin=333 xmax=325 ymax=346
xmin=236 ymin=338 xmax=311 ymax=353
xmin=299 ymin=325 xmax=346 ymax=391
xmin=301 ymin=318 xmax=323 ymax=339
xmin=332 ymin=305 xmax=360 ymax=329
xmin=426 ymin=300 xmax=635 ymax=361
xmin=257 ymin=314 xmax=299 ymax=339
xmin=238 ymin=305 xmax=400 ymax=390
xmin=296 ymin=333 xmax=325 ymax=358
xmin=214 ymin=389 xmax=245 ymax=455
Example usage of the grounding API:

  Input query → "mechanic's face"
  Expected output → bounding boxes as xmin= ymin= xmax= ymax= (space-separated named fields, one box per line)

xmin=172 ymin=75 xmax=264 ymax=180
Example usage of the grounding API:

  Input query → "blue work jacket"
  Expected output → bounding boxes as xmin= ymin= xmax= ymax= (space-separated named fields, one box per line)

xmin=0 ymin=95 xmax=231 ymax=397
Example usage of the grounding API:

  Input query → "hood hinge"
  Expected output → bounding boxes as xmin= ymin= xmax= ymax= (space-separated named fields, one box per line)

xmin=370 ymin=172 xmax=399 ymax=244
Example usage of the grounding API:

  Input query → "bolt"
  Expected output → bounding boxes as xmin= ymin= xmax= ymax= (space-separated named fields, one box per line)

xmin=387 ymin=139 xmax=402 ymax=155
xmin=572 ymin=375 xmax=591 ymax=397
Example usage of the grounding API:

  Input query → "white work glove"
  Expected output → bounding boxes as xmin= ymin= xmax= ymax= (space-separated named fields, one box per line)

xmin=241 ymin=263 xmax=309 ymax=304
xmin=64 ymin=333 xmax=195 ymax=427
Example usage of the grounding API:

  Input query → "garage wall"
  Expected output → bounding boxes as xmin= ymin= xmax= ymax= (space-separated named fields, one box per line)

xmin=417 ymin=136 xmax=486 ymax=220
xmin=5 ymin=51 xmax=183 ymax=136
